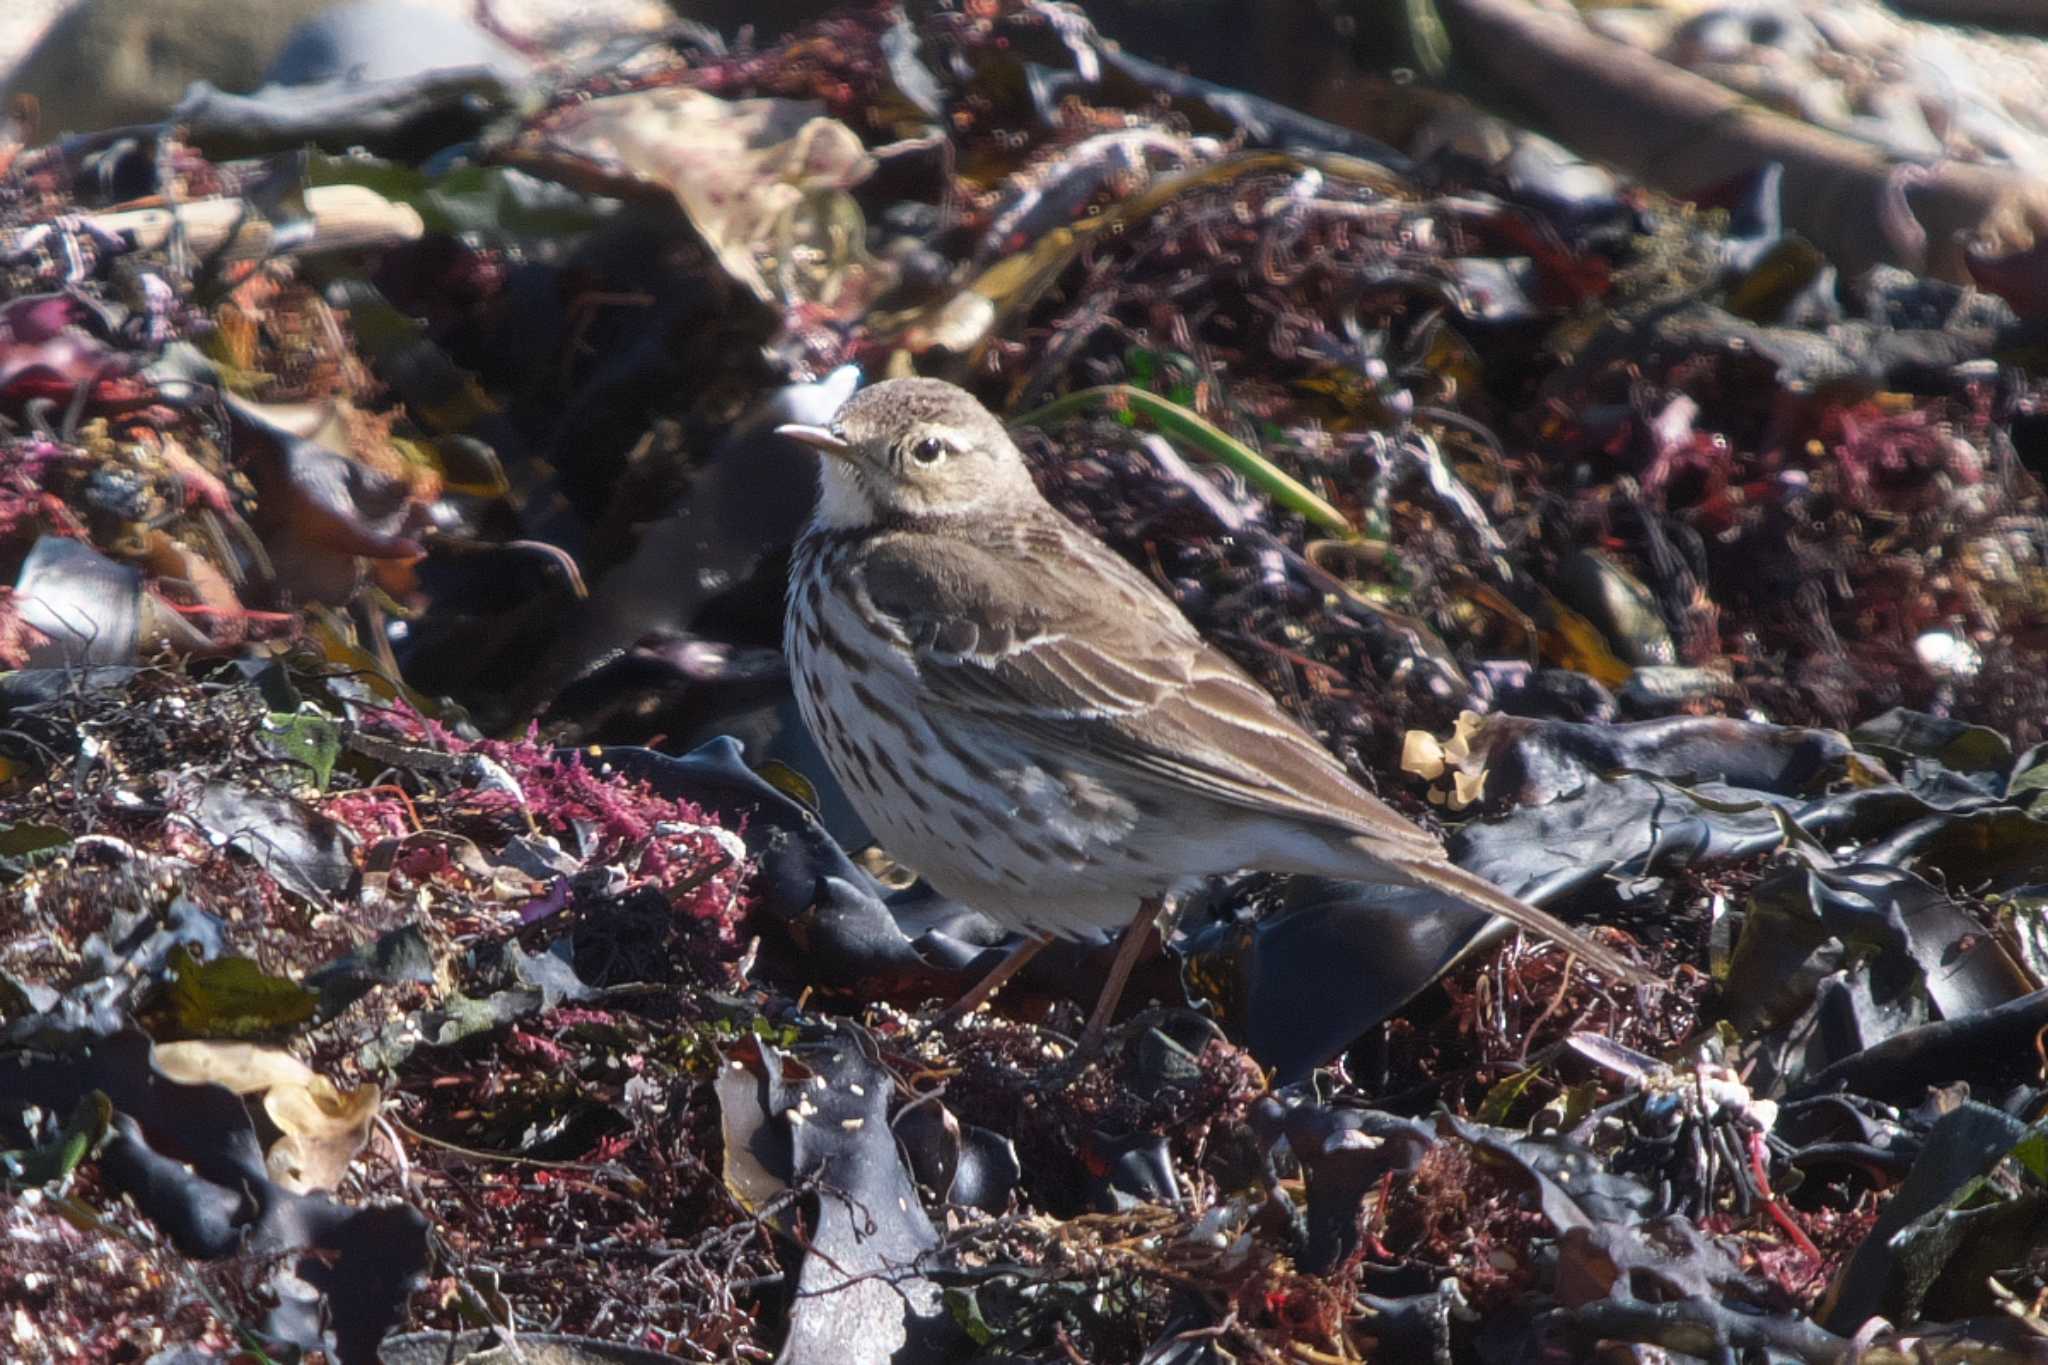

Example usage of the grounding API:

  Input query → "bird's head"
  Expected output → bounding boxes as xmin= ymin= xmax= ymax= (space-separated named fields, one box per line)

xmin=778 ymin=378 xmax=1039 ymax=528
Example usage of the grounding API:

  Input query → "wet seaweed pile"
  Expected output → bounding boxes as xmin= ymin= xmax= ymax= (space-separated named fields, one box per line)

xmin=3 ymin=3 xmax=2048 ymax=1362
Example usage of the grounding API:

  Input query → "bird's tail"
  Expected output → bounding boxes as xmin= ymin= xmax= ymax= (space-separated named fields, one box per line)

xmin=1387 ymin=853 xmax=1656 ymax=989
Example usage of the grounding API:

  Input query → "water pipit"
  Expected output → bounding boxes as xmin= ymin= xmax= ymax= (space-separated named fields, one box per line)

xmin=781 ymin=378 xmax=1648 ymax=1049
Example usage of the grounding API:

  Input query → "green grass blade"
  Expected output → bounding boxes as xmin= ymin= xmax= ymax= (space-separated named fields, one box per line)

xmin=1011 ymin=384 xmax=1357 ymax=537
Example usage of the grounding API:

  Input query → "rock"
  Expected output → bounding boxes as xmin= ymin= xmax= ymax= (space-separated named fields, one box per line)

xmin=4 ymin=0 xmax=334 ymax=137
xmin=263 ymin=1 xmax=531 ymax=88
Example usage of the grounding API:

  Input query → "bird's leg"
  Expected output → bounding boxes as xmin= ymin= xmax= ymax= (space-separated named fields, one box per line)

xmin=930 ymin=933 xmax=1049 ymax=1030
xmin=1078 ymin=896 xmax=1162 ymax=1055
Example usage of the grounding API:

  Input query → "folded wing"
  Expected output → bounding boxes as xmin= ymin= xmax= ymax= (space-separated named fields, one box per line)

xmin=853 ymin=516 xmax=1445 ymax=864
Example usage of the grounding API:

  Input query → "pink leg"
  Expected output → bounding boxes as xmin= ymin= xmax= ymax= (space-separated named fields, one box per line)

xmin=931 ymin=934 xmax=1049 ymax=1029
xmin=1079 ymin=897 xmax=1161 ymax=1053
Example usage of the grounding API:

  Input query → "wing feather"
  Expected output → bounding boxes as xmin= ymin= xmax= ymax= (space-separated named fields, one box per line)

xmin=852 ymin=516 xmax=1443 ymax=861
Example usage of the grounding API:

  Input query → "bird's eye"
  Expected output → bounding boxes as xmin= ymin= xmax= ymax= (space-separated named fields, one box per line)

xmin=909 ymin=436 xmax=946 ymax=465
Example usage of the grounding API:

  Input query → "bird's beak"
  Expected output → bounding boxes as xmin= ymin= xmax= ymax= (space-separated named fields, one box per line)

xmin=776 ymin=424 xmax=854 ymax=463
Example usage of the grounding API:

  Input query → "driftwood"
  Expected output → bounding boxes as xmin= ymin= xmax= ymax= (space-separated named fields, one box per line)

xmin=80 ymin=184 xmax=425 ymax=261
xmin=1437 ymin=0 xmax=2048 ymax=282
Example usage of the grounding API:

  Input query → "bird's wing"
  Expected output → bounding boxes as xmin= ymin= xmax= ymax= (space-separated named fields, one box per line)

xmin=852 ymin=516 xmax=1444 ymax=862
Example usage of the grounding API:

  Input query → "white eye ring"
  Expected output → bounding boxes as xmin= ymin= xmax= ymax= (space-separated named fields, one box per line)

xmin=909 ymin=436 xmax=946 ymax=464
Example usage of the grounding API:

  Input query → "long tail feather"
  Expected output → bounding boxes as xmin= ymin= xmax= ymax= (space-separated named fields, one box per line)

xmin=1391 ymin=855 xmax=1657 ymax=989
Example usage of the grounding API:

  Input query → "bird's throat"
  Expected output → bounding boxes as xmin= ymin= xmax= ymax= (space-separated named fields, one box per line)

xmin=809 ymin=460 xmax=879 ymax=530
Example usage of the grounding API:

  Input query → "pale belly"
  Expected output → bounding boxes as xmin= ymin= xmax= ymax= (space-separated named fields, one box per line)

xmin=786 ymin=592 xmax=1208 ymax=938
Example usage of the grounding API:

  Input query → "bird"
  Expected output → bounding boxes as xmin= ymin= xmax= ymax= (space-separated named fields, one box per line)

xmin=778 ymin=377 xmax=1649 ymax=1050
